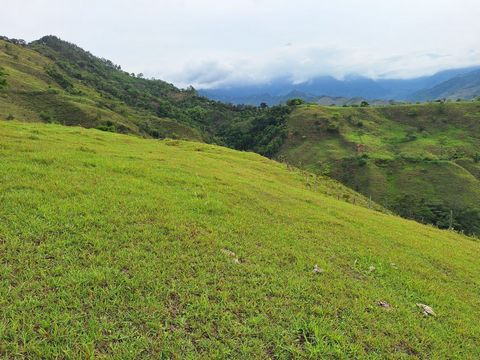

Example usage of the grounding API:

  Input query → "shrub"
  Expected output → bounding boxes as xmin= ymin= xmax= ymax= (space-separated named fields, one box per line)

xmin=0 ymin=67 xmax=7 ymax=89
xmin=96 ymin=124 xmax=116 ymax=132
xmin=286 ymin=98 xmax=305 ymax=107
xmin=473 ymin=153 xmax=480 ymax=163
xmin=326 ymin=119 xmax=339 ymax=133
xmin=39 ymin=112 xmax=52 ymax=122
xmin=407 ymin=109 xmax=417 ymax=117
xmin=44 ymin=65 xmax=73 ymax=90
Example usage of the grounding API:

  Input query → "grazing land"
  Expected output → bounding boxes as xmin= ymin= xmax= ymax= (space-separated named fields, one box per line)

xmin=1 ymin=120 xmax=479 ymax=358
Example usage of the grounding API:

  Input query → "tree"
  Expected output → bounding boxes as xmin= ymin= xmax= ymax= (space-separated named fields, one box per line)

xmin=473 ymin=153 xmax=480 ymax=163
xmin=286 ymin=98 xmax=305 ymax=106
xmin=0 ymin=67 xmax=7 ymax=89
xmin=360 ymin=101 xmax=369 ymax=107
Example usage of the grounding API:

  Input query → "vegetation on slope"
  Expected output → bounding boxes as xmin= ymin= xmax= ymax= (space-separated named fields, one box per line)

xmin=1 ymin=34 xmax=480 ymax=235
xmin=0 ymin=66 xmax=6 ymax=89
xmin=0 ymin=36 xmax=295 ymax=158
xmin=1 ymin=120 xmax=480 ymax=358
xmin=277 ymin=102 xmax=480 ymax=235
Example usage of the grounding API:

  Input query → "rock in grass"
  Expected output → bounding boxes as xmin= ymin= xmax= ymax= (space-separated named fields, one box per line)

xmin=376 ymin=301 xmax=393 ymax=310
xmin=221 ymin=249 xmax=241 ymax=264
xmin=221 ymin=249 xmax=236 ymax=257
xmin=417 ymin=303 xmax=435 ymax=316
xmin=313 ymin=264 xmax=324 ymax=274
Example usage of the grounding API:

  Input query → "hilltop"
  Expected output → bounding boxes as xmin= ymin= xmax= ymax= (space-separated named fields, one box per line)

xmin=1 ymin=119 xmax=480 ymax=358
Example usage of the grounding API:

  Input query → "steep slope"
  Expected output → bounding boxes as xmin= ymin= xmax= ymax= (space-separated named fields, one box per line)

xmin=412 ymin=69 xmax=480 ymax=101
xmin=277 ymin=102 xmax=480 ymax=235
xmin=1 ymin=119 xmax=480 ymax=358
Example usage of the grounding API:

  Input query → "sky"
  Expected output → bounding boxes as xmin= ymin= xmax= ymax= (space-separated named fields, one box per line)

xmin=2 ymin=0 xmax=480 ymax=88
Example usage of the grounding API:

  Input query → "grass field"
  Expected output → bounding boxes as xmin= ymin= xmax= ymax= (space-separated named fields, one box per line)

xmin=1 ymin=120 xmax=480 ymax=358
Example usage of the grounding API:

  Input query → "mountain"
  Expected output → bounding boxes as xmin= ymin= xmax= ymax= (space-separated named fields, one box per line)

xmin=412 ymin=69 xmax=480 ymax=101
xmin=2 ymin=119 xmax=480 ymax=358
xmin=275 ymin=102 xmax=480 ymax=235
xmin=201 ymin=67 xmax=480 ymax=105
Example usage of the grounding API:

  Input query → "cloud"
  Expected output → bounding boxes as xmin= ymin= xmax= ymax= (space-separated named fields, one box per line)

xmin=3 ymin=0 xmax=480 ymax=88
xmin=171 ymin=45 xmax=480 ymax=89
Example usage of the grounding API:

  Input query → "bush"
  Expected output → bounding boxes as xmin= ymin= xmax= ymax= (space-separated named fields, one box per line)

xmin=0 ymin=67 xmax=7 ymax=89
xmin=39 ymin=112 xmax=52 ymax=122
xmin=6 ymin=114 xmax=14 ymax=120
xmin=96 ymin=124 xmax=116 ymax=132
xmin=286 ymin=98 xmax=305 ymax=107
xmin=473 ymin=153 xmax=480 ymax=163
xmin=407 ymin=109 xmax=417 ymax=117
xmin=326 ymin=119 xmax=339 ymax=133
xmin=44 ymin=65 xmax=73 ymax=90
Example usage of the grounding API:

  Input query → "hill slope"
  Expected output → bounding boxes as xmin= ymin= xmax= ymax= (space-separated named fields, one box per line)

xmin=0 ymin=36 xmax=281 ymax=145
xmin=1 ymin=120 xmax=480 ymax=358
xmin=277 ymin=102 xmax=480 ymax=235
xmin=0 ymin=37 xmax=204 ymax=140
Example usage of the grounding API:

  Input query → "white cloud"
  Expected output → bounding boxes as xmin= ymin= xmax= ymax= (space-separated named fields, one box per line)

xmin=2 ymin=0 xmax=480 ymax=88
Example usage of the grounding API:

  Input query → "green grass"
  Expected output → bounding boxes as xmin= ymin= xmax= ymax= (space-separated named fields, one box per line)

xmin=1 ymin=120 xmax=480 ymax=358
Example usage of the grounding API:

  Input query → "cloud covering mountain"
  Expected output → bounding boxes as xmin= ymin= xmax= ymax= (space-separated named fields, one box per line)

xmin=3 ymin=0 xmax=480 ymax=88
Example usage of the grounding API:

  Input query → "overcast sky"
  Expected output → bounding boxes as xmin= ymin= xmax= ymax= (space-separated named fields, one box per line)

xmin=2 ymin=0 xmax=480 ymax=88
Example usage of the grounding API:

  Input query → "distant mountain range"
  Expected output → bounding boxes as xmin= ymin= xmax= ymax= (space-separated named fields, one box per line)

xmin=200 ymin=67 xmax=480 ymax=105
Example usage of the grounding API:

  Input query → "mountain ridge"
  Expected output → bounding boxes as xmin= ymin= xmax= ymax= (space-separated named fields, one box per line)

xmin=201 ymin=67 xmax=480 ymax=105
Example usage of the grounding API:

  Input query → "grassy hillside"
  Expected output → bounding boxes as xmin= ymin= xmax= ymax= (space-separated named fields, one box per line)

xmin=1 ymin=120 xmax=480 ymax=358
xmin=278 ymin=102 xmax=480 ymax=235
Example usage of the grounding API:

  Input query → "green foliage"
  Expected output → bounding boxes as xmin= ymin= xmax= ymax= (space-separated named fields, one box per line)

xmin=391 ymin=194 xmax=480 ymax=235
xmin=360 ymin=101 xmax=369 ymax=107
xmin=473 ymin=153 xmax=480 ymax=163
xmin=221 ymin=106 xmax=291 ymax=157
xmin=0 ymin=67 xmax=7 ymax=89
xmin=2 ymin=36 xmax=480 ymax=236
xmin=39 ymin=111 xmax=52 ymax=122
xmin=44 ymin=65 xmax=73 ymax=90
xmin=286 ymin=98 xmax=305 ymax=106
